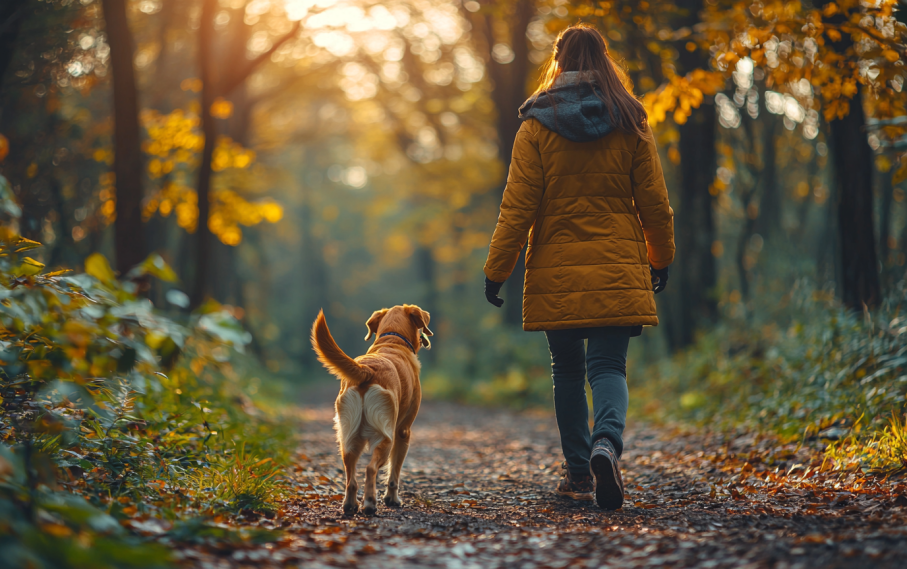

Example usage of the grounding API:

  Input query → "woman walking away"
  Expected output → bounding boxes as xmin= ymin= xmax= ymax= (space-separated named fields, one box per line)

xmin=482 ymin=24 xmax=674 ymax=511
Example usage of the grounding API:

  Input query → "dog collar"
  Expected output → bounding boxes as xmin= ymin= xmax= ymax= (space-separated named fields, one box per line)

xmin=379 ymin=331 xmax=416 ymax=354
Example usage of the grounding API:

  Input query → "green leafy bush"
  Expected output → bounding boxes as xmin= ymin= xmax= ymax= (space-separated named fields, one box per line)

xmin=0 ymin=175 xmax=290 ymax=567
xmin=630 ymin=279 xmax=907 ymax=473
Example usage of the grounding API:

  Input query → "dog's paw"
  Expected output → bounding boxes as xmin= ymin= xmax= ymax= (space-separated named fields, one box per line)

xmin=362 ymin=498 xmax=378 ymax=516
xmin=383 ymin=494 xmax=403 ymax=508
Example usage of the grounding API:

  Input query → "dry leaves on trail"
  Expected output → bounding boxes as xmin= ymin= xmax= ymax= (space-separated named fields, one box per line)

xmin=177 ymin=401 xmax=907 ymax=568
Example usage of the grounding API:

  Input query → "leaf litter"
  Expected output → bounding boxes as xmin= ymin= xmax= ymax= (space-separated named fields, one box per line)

xmin=176 ymin=398 xmax=907 ymax=568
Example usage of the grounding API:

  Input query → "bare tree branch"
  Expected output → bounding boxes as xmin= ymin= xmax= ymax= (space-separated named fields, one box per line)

xmin=221 ymin=21 xmax=302 ymax=96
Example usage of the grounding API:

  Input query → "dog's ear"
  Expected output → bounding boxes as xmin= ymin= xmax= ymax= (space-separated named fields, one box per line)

xmin=364 ymin=309 xmax=389 ymax=341
xmin=406 ymin=305 xmax=433 ymax=348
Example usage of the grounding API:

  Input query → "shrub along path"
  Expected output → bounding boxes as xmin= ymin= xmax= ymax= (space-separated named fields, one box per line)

xmin=180 ymin=392 xmax=907 ymax=568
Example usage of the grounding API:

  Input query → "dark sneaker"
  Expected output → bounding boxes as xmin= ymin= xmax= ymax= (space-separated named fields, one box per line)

xmin=555 ymin=462 xmax=594 ymax=500
xmin=590 ymin=438 xmax=624 ymax=510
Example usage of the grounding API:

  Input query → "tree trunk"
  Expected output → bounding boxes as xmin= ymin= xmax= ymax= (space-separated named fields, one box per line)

xmin=476 ymin=0 xmax=534 ymax=327
xmin=485 ymin=0 xmax=533 ymax=167
xmin=150 ymin=0 xmax=179 ymax=110
xmin=664 ymin=0 xmax=717 ymax=350
xmin=228 ymin=83 xmax=253 ymax=146
xmin=190 ymin=3 xmax=299 ymax=309
xmin=210 ymin=240 xmax=237 ymax=304
xmin=734 ymin=112 xmax=759 ymax=304
xmin=671 ymin=108 xmax=718 ymax=349
xmin=756 ymin=115 xmax=780 ymax=238
xmin=830 ymin=85 xmax=880 ymax=309
xmin=815 ymin=177 xmax=840 ymax=287
xmin=192 ymin=0 xmax=217 ymax=308
xmin=101 ymin=0 xmax=147 ymax=275
xmin=877 ymin=164 xmax=894 ymax=286
xmin=0 ymin=0 xmax=28 ymax=92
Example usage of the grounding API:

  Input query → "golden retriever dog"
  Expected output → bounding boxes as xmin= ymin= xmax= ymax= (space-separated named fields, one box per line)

xmin=311 ymin=305 xmax=432 ymax=516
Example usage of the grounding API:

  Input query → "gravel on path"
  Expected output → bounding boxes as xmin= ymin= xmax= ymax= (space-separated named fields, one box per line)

xmin=238 ymin=392 xmax=907 ymax=569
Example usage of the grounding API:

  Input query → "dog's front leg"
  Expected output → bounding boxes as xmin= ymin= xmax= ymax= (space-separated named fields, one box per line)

xmin=341 ymin=438 xmax=365 ymax=516
xmin=384 ymin=428 xmax=411 ymax=507
xmin=362 ymin=438 xmax=392 ymax=516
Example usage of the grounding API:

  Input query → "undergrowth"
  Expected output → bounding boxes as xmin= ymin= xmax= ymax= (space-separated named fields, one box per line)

xmin=629 ymin=279 xmax=907 ymax=475
xmin=423 ymin=271 xmax=907 ymax=476
xmin=0 ymin=175 xmax=292 ymax=568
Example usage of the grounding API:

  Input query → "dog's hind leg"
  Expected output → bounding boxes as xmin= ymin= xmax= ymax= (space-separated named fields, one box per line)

xmin=383 ymin=427 xmax=411 ymax=507
xmin=335 ymin=389 xmax=364 ymax=516
xmin=340 ymin=437 xmax=365 ymax=516
xmin=362 ymin=437 xmax=392 ymax=516
xmin=361 ymin=386 xmax=396 ymax=515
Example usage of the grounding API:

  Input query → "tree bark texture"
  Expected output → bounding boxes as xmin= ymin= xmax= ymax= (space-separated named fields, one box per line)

xmin=668 ymin=0 xmax=717 ymax=350
xmin=192 ymin=0 xmax=217 ymax=308
xmin=101 ymin=0 xmax=147 ymax=275
xmin=673 ymin=108 xmax=718 ymax=348
xmin=830 ymin=85 xmax=880 ymax=309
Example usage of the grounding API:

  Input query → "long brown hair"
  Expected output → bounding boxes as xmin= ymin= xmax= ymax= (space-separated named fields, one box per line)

xmin=533 ymin=24 xmax=648 ymax=138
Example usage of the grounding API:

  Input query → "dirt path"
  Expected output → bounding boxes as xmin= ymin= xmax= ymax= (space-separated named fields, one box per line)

xmin=185 ymin=393 xmax=907 ymax=568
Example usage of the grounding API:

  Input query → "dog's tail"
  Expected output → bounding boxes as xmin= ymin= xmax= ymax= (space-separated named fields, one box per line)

xmin=311 ymin=310 xmax=370 ymax=384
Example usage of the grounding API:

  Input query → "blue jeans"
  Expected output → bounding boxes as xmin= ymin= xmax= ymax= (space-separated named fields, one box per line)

xmin=545 ymin=327 xmax=630 ymax=477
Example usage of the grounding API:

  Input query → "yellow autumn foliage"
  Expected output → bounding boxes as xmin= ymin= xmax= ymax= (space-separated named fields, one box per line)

xmin=140 ymin=108 xmax=281 ymax=246
xmin=703 ymin=0 xmax=907 ymax=170
xmin=643 ymin=70 xmax=726 ymax=128
xmin=142 ymin=109 xmax=205 ymax=163
xmin=208 ymin=190 xmax=284 ymax=246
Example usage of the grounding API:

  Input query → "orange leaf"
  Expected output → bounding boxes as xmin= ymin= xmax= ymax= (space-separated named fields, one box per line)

xmin=41 ymin=523 xmax=73 ymax=537
xmin=882 ymin=50 xmax=900 ymax=63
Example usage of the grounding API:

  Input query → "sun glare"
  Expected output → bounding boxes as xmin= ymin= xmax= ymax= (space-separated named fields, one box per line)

xmin=270 ymin=0 xmax=480 ymax=104
xmin=283 ymin=0 xmax=336 ymax=21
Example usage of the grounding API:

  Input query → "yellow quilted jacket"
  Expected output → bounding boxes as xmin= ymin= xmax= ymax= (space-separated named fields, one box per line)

xmin=483 ymin=118 xmax=675 ymax=331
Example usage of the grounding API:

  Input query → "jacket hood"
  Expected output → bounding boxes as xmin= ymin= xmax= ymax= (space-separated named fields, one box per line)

xmin=518 ymin=71 xmax=617 ymax=143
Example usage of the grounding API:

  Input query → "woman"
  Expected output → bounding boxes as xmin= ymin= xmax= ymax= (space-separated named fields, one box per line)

xmin=483 ymin=25 xmax=674 ymax=510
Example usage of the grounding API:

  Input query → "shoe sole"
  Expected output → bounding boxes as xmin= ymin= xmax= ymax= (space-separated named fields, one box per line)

xmin=556 ymin=488 xmax=594 ymax=501
xmin=590 ymin=452 xmax=623 ymax=510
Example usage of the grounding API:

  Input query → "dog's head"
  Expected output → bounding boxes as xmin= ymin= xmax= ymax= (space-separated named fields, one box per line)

xmin=364 ymin=305 xmax=434 ymax=351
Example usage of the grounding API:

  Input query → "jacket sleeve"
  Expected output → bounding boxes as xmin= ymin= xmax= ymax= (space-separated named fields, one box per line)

xmin=631 ymin=125 xmax=675 ymax=270
xmin=483 ymin=120 xmax=544 ymax=283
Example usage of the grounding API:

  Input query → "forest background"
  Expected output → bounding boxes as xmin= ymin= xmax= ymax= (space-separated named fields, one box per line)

xmin=1 ymin=0 xmax=907 ymax=565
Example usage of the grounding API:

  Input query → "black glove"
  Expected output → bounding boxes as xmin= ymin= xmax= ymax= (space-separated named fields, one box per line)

xmin=650 ymin=265 xmax=669 ymax=294
xmin=484 ymin=276 xmax=504 ymax=307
